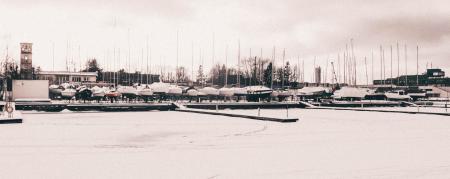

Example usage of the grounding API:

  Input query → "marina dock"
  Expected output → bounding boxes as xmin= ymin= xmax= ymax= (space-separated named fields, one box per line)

xmin=4 ymin=102 xmax=176 ymax=112
xmin=312 ymin=107 xmax=450 ymax=116
xmin=184 ymin=102 xmax=309 ymax=110
xmin=174 ymin=103 xmax=298 ymax=122
xmin=2 ymin=101 xmax=310 ymax=112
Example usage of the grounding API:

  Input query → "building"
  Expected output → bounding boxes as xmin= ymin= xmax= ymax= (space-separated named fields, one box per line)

xmin=373 ymin=68 xmax=450 ymax=86
xmin=314 ymin=67 xmax=321 ymax=84
xmin=36 ymin=71 xmax=97 ymax=85
xmin=20 ymin=43 xmax=33 ymax=80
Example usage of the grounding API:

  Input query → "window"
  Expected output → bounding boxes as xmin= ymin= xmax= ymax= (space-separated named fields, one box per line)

xmin=72 ymin=76 xmax=81 ymax=82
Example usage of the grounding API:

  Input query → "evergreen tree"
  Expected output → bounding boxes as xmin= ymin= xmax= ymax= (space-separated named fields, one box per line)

xmin=263 ymin=62 xmax=273 ymax=87
xmin=283 ymin=61 xmax=292 ymax=86
xmin=82 ymin=58 xmax=103 ymax=81
xmin=196 ymin=65 xmax=205 ymax=86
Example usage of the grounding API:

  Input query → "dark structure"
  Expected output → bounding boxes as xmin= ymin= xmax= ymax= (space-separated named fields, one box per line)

xmin=373 ymin=68 xmax=450 ymax=86
xmin=20 ymin=43 xmax=33 ymax=80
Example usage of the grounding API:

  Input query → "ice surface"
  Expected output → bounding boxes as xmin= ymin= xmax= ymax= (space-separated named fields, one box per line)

xmin=0 ymin=110 xmax=449 ymax=178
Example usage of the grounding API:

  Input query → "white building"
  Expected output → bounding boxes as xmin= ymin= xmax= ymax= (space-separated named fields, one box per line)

xmin=36 ymin=71 xmax=97 ymax=84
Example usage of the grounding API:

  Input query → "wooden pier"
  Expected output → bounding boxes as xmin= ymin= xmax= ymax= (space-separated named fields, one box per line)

xmin=311 ymin=107 xmax=450 ymax=116
xmin=174 ymin=103 xmax=298 ymax=123
xmin=184 ymin=102 xmax=309 ymax=110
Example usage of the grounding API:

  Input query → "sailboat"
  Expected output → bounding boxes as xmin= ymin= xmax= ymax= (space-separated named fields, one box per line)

xmin=136 ymin=84 xmax=153 ymax=101
xmin=61 ymin=83 xmax=77 ymax=99
xmin=219 ymin=45 xmax=235 ymax=98
xmin=232 ymin=40 xmax=247 ymax=98
xmin=91 ymin=86 xmax=106 ymax=101
xmin=245 ymin=85 xmax=273 ymax=102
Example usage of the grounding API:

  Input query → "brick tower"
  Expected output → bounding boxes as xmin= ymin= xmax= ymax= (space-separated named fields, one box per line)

xmin=20 ymin=42 xmax=33 ymax=80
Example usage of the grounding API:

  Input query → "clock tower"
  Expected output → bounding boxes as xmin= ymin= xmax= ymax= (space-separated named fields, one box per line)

xmin=20 ymin=42 xmax=33 ymax=80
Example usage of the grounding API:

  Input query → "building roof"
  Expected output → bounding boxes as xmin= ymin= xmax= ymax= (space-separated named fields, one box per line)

xmin=37 ymin=71 xmax=98 ymax=76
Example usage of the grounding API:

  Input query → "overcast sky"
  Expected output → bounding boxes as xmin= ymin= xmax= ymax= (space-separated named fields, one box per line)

xmin=1 ymin=0 xmax=449 ymax=84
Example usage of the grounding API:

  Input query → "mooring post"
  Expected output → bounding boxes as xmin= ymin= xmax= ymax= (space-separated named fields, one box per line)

xmin=216 ymin=104 xmax=218 ymax=112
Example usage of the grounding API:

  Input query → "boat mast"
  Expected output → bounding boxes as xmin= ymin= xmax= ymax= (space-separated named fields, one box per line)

xmin=127 ymin=29 xmax=131 ymax=86
xmin=364 ymin=56 xmax=368 ymax=86
xmin=191 ymin=41 xmax=194 ymax=85
xmin=405 ymin=44 xmax=408 ymax=86
xmin=118 ymin=48 xmax=121 ymax=85
xmin=344 ymin=44 xmax=348 ymax=84
xmin=260 ymin=48 xmax=263 ymax=85
xmin=396 ymin=42 xmax=400 ymax=83
xmin=379 ymin=46 xmax=382 ymax=85
xmin=113 ymin=47 xmax=116 ymax=86
xmin=271 ymin=46 xmax=275 ymax=89
xmin=302 ymin=59 xmax=305 ymax=83
xmin=281 ymin=48 xmax=285 ymax=88
xmin=225 ymin=45 xmax=228 ymax=87
xmin=211 ymin=33 xmax=215 ymax=86
xmin=350 ymin=39 xmax=356 ymax=86
xmin=200 ymin=48 xmax=204 ymax=87
xmin=146 ymin=36 xmax=149 ymax=84
xmin=237 ymin=40 xmax=240 ymax=88
xmin=176 ymin=30 xmax=179 ymax=86
xmin=297 ymin=55 xmax=300 ymax=84
xmin=390 ymin=45 xmax=393 ymax=87
xmin=416 ymin=45 xmax=419 ymax=86
xmin=383 ymin=47 xmax=386 ymax=85
xmin=337 ymin=53 xmax=340 ymax=84
xmin=371 ymin=51 xmax=374 ymax=86
xmin=141 ymin=48 xmax=144 ymax=84
xmin=78 ymin=45 xmax=81 ymax=72
xmin=52 ymin=42 xmax=55 ymax=71
xmin=66 ymin=40 xmax=69 ymax=72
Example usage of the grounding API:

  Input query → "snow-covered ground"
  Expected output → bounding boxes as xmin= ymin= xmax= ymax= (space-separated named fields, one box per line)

xmin=0 ymin=109 xmax=449 ymax=178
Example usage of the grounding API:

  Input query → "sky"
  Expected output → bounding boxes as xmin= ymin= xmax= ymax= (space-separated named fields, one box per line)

xmin=0 ymin=0 xmax=449 ymax=84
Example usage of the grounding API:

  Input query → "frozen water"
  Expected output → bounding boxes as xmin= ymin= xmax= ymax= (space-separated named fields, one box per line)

xmin=0 ymin=109 xmax=449 ymax=178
